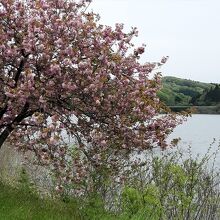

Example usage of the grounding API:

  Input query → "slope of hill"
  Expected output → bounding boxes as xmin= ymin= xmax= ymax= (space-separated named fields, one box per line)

xmin=158 ymin=76 xmax=216 ymax=106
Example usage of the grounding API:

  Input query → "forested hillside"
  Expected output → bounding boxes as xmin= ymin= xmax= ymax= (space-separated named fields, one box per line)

xmin=158 ymin=76 xmax=220 ymax=106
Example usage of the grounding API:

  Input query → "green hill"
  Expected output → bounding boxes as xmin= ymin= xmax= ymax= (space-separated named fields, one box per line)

xmin=158 ymin=76 xmax=218 ymax=106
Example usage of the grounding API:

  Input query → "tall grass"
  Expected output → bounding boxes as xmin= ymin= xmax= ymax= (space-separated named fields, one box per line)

xmin=0 ymin=181 xmax=83 ymax=220
xmin=117 ymin=145 xmax=220 ymax=220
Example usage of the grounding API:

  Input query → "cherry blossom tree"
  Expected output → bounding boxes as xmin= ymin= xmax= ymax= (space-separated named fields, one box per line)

xmin=0 ymin=0 xmax=183 ymax=193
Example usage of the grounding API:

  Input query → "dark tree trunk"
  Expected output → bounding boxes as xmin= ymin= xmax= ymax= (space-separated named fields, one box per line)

xmin=0 ymin=125 xmax=14 ymax=149
xmin=0 ymin=53 xmax=30 ymax=149
xmin=0 ymin=102 xmax=34 ymax=149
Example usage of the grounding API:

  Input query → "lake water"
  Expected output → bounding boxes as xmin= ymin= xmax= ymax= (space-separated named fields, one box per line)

xmin=167 ymin=114 xmax=220 ymax=166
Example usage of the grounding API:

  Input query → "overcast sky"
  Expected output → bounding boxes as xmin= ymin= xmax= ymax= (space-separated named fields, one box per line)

xmin=90 ymin=0 xmax=220 ymax=83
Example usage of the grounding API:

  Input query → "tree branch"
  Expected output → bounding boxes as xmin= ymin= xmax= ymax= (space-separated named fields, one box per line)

xmin=0 ymin=102 xmax=35 ymax=149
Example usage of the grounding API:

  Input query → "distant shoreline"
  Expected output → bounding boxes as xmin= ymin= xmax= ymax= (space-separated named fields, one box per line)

xmin=169 ymin=105 xmax=220 ymax=114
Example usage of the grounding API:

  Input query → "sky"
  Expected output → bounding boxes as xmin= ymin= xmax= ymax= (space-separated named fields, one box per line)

xmin=90 ymin=0 xmax=220 ymax=83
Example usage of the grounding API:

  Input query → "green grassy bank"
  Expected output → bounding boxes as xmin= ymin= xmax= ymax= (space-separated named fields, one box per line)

xmin=0 ymin=182 xmax=82 ymax=220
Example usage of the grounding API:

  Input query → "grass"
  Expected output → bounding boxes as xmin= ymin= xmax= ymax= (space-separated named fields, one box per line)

xmin=0 ymin=181 xmax=120 ymax=220
xmin=0 ymin=182 xmax=83 ymax=220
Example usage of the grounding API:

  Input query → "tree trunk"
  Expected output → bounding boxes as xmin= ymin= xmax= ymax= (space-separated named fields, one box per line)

xmin=0 ymin=125 xmax=14 ymax=149
xmin=0 ymin=102 xmax=33 ymax=149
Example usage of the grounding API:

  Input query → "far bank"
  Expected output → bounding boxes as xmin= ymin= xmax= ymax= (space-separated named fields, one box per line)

xmin=169 ymin=105 xmax=220 ymax=114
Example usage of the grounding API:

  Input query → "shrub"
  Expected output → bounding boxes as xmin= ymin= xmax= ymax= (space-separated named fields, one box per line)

xmin=118 ymin=146 xmax=220 ymax=219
